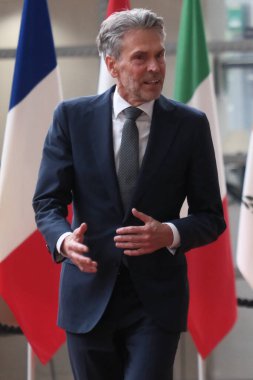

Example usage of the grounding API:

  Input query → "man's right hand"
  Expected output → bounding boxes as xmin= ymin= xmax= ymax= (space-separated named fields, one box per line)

xmin=61 ymin=223 xmax=98 ymax=273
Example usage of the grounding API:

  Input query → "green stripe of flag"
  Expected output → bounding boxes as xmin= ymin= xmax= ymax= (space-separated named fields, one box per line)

xmin=173 ymin=0 xmax=210 ymax=103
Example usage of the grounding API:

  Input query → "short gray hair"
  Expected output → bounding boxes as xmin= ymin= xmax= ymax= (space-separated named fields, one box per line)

xmin=96 ymin=8 xmax=166 ymax=60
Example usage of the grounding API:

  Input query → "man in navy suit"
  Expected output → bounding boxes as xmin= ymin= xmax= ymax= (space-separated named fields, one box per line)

xmin=33 ymin=8 xmax=226 ymax=380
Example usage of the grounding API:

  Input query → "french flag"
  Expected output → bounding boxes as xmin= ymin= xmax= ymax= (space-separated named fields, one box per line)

xmin=0 ymin=0 xmax=65 ymax=364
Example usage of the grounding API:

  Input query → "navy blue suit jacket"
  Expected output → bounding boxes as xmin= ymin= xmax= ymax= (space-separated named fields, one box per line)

xmin=33 ymin=86 xmax=226 ymax=334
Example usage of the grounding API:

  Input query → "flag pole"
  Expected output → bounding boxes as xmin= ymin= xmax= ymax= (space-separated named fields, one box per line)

xmin=27 ymin=343 xmax=36 ymax=380
xmin=197 ymin=354 xmax=206 ymax=380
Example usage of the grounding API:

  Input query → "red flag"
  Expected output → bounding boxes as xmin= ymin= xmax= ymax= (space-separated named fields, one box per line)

xmin=173 ymin=0 xmax=237 ymax=357
xmin=97 ymin=0 xmax=131 ymax=94
xmin=0 ymin=0 xmax=65 ymax=363
xmin=106 ymin=0 xmax=130 ymax=17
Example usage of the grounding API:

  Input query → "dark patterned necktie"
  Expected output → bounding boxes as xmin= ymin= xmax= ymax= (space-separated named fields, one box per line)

xmin=118 ymin=106 xmax=142 ymax=211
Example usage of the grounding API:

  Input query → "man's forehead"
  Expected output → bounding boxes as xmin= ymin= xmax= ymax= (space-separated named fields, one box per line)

xmin=121 ymin=29 xmax=164 ymax=48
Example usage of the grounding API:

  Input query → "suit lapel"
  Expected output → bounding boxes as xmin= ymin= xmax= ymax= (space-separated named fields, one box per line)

xmin=131 ymin=96 xmax=180 ymax=206
xmin=89 ymin=87 xmax=123 ymax=214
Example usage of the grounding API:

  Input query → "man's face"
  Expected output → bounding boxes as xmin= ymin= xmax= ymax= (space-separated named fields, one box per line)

xmin=106 ymin=28 xmax=166 ymax=106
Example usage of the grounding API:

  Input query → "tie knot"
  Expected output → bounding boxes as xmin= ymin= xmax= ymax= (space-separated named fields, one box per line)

xmin=124 ymin=107 xmax=142 ymax=121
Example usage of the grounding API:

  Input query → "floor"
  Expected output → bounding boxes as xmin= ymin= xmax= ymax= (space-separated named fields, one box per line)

xmin=0 ymin=332 xmax=72 ymax=380
xmin=0 ymin=330 xmax=252 ymax=380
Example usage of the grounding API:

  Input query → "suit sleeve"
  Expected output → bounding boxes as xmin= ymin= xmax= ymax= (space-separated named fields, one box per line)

xmin=33 ymin=102 xmax=74 ymax=262
xmin=170 ymin=113 xmax=226 ymax=253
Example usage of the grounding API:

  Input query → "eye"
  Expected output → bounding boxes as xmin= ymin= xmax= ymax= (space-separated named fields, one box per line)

xmin=157 ymin=50 xmax=165 ymax=60
xmin=132 ymin=52 xmax=146 ymax=62
xmin=134 ymin=54 xmax=144 ymax=61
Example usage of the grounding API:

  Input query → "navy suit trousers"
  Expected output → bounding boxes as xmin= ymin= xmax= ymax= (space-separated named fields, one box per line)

xmin=66 ymin=265 xmax=180 ymax=380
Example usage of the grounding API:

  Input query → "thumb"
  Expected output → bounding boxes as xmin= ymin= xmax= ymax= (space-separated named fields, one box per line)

xmin=73 ymin=223 xmax=87 ymax=242
xmin=132 ymin=208 xmax=152 ymax=224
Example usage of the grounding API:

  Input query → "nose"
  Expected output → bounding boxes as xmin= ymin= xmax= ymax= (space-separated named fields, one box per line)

xmin=147 ymin=58 xmax=160 ymax=72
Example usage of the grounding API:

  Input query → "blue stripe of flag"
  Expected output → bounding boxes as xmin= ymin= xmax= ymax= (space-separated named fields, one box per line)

xmin=9 ymin=0 xmax=57 ymax=110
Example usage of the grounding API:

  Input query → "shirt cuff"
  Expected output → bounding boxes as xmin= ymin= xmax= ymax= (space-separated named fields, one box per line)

xmin=163 ymin=222 xmax=181 ymax=255
xmin=56 ymin=232 xmax=72 ymax=254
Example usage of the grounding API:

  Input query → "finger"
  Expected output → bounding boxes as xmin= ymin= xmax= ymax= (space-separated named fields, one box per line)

xmin=132 ymin=208 xmax=152 ymax=223
xmin=123 ymin=247 xmax=151 ymax=256
xmin=115 ymin=241 xmax=146 ymax=249
xmin=71 ymin=253 xmax=98 ymax=272
xmin=73 ymin=223 xmax=88 ymax=242
xmin=114 ymin=233 xmax=148 ymax=244
xmin=71 ymin=252 xmax=91 ymax=264
xmin=68 ymin=240 xmax=89 ymax=255
xmin=78 ymin=261 xmax=98 ymax=273
xmin=115 ymin=225 xmax=144 ymax=235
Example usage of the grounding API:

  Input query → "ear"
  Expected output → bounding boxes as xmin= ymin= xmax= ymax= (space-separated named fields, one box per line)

xmin=105 ymin=55 xmax=118 ymax=78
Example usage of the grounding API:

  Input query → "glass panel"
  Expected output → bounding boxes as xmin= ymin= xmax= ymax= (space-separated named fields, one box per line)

xmin=226 ymin=0 xmax=253 ymax=40
xmin=217 ymin=52 xmax=253 ymax=155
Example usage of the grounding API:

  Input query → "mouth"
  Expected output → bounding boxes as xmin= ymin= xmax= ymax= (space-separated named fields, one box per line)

xmin=144 ymin=79 xmax=161 ymax=86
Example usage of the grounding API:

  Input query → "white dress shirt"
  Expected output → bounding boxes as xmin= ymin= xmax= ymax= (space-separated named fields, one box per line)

xmin=57 ymin=87 xmax=180 ymax=253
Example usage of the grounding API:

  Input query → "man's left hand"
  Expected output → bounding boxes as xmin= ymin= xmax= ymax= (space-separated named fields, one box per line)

xmin=114 ymin=208 xmax=173 ymax=256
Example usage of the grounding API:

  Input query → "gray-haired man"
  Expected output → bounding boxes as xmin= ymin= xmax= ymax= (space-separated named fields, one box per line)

xmin=33 ymin=8 xmax=225 ymax=380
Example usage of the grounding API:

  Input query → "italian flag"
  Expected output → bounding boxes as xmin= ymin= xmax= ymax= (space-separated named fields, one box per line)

xmin=0 ymin=0 xmax=65 ymax=363
xmin=97 ymin=0 xmax=130 ymax=94
xmin=173 ymin=0 xmax=237 ymax=357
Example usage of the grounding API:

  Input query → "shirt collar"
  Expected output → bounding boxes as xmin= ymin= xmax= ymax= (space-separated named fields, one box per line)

xmin=113 ymin=86 xmax=155 ymax=120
